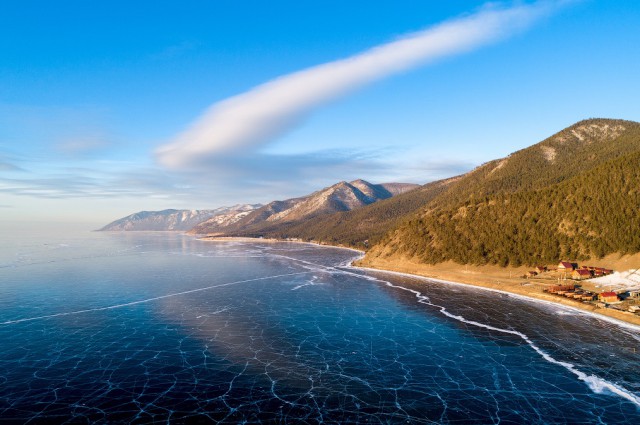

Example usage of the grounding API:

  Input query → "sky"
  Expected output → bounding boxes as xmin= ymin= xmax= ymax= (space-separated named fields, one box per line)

xmin=1 ymin=0 xmax=639 ymax=226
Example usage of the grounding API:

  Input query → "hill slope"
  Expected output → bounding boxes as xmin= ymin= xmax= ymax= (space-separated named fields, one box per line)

xmin=421 ymin=119 xmax=639 ymax=210
xmin=365 ymin=119 xmax=640 ymax=266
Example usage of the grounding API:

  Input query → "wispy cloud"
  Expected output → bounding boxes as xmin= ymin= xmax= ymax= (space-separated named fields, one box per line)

xmin=0 ymin=168 xmax=173 ymax=200
xmin=157 ymin=1 xmax=564 ymax=169
xmin=178 ymin=149 xmax=397 ymax=198
xmin=0 ymin=148 xmax=396 ymax=206
xmin=0 ymin=161 xmax=26 ymax=172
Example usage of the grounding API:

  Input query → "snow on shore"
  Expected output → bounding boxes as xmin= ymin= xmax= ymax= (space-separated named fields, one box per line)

xmin=591 ymin=269 xmax=640 ymax=291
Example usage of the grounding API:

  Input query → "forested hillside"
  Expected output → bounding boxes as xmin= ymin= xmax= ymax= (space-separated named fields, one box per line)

xmin=368 ymin=150 xmax=640 ymax=266
xmin=421 ymin=119 xmax=640 ymax=210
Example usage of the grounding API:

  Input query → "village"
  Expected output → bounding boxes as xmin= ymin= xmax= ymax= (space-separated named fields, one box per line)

xmin=524 ymin=261 xmax=640 ymax=315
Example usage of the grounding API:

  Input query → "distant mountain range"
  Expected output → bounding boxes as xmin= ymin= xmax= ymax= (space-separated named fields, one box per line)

xmin=100 ymin=118 xmax=640 ymax=267
xmin=99 ymin=204 xmax=261 ymax=231
xmin=100 ymin=180 xmax=417 ymax=234
xmin=189 ymin=179 xmax=418 ymax=235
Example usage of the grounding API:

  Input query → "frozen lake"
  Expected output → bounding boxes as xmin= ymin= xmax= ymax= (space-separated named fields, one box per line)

xmin=1 ymin=230 xmax=639 ymax=423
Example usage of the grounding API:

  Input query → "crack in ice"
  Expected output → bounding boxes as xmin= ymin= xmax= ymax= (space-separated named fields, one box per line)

xmin=0 ymin=271 xmax=313 ymax=326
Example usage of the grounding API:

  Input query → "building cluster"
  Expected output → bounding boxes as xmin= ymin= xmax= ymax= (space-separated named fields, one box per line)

xmin=532 ymin=261 xmax=640 ymax=314
xmin=543 ymin=284 xmax=623 ymax=304
xmin=542 ymin=282 xmax=640 ymax=314
xmin=526 ymin=261 xmax=613 ymax=280
xmin=544 ymin=284 xmax=598 ymax=302
xmin=519 ymin=260 xmax=640 ymax=314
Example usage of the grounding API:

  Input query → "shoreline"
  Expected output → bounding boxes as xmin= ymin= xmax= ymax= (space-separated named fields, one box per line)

xmin=352 ymin=261 xmax=640 ymax=333
xmin=356 ymin=256 xmax=640 ymax=329
xmin=197 ymin=236 xmax=640 ymax=330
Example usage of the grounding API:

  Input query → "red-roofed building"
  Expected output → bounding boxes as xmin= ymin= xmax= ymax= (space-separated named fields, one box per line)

xmin=599 ymin=292 xmax=619 ymax=303
xmin=558 ymin=261 xmax=578 ymax=271
xmin=572 ymin=269 xmax=592 ymax=280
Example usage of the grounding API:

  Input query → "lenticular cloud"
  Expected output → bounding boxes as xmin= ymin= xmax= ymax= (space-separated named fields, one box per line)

xmin=157 ymin=1 xmax=561 ymax=169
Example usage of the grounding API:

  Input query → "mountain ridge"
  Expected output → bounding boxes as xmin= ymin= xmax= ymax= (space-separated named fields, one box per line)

xmin=190 ymin=179 xmax=418 ymax=235
xmin=100 ymin=204 xmax=261 ymax=231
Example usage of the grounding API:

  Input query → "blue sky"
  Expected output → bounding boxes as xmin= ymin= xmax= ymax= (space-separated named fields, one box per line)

xmin=1 ymin=0 xmax=639 ymax=225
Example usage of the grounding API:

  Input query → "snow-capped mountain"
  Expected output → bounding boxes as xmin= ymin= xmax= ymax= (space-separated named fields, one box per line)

xmin=99 ymin=204 xmax=261 ymax=231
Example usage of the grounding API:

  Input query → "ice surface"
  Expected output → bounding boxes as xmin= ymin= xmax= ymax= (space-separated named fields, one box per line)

xmin=1 ymin=232 xmax=639 ymax=423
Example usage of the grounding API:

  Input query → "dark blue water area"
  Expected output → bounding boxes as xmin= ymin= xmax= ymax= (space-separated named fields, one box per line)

xmin=1 ymin=232 xmax=640 ymax=424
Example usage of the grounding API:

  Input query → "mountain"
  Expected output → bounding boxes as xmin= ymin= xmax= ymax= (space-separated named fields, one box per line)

xmin=100 ymin=204 xmax=261 ymax=231
xmin=364 ymin=118 xmax=640 ymax=266
xmin=188 ymin=205 xmax=264 ymax=234
xmin=234 ymin=177 xmax=457 ymax=247
xmin=190 ymin=180 xmax=418 ymax=236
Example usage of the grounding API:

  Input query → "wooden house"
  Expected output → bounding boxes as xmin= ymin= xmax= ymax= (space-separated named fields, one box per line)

xmin=572 ymin=269 xmax=592 ymax=280
xmin=599 ymin=292 xmax=619 ymax=303
xmin=546 ymin=284 xmax=576 ymax=294
xmin=558 ymin=261 xmax=578 ymax=271
xmin=581 ymin=293 xmax=597 ymax=301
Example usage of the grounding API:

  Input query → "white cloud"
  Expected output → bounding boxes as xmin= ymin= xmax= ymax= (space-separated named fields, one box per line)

xmin=156 ymin=1 xmax=564 ymax=169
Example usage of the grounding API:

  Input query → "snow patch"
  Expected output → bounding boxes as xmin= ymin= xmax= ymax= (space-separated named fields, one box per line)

xmin=591 ymin=269 xmax=640 ymax=291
